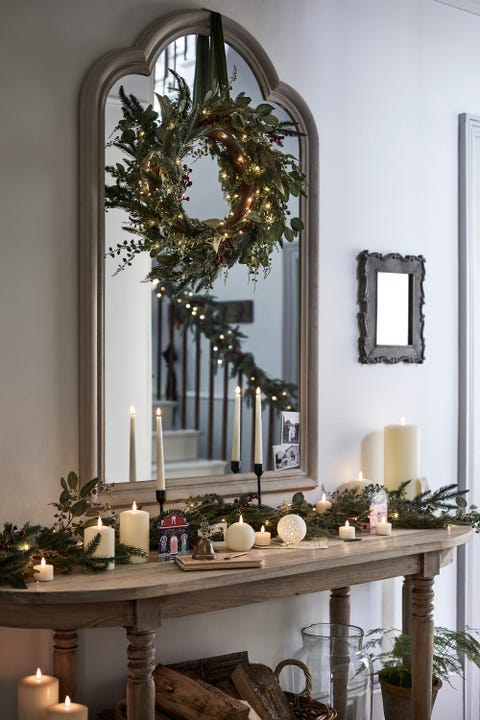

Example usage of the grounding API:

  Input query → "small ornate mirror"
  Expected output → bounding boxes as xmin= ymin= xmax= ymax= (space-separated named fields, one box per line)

xmin=356 ymin=250 xmax=425 ymax=364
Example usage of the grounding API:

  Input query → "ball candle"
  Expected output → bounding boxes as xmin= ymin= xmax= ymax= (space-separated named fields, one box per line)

xmin=315 ymin=492 xmax=332 ymax=515
xmin=376 ymin=517 xmax=392 ymax=536
xmin=17 ymin=668 xmax=59 ymax=720
xmin=129 ymin=405 xmax=136 ymax=483
xmin=44 ymin=695 xmax=88 ymax=720
xmin=119 ymin=502 xmax=150 ymax=563
xmin=339 ymin=520 xmax=355 ymax=540
xmin=384 ymin=417 xmax=421 ymax=500
xmin=254 ymin=525 xmax=271 ymax=546
xmin=33 ymin=557 xmax=54 ymax=582
xmin=254 ymin=387 xmax=263 ymax=465
xmin=84 ymin=517 xmax=115 ymax=570
xmin=232 ymin=386 xmax=241 ymax=462
xmin=155 ymin=408 xmax=165 ymax=491
xmin=225 ymin=515 xmax=255 ymax=552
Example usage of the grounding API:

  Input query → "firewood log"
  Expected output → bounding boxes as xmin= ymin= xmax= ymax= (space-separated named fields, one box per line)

xmin=231 ymin=663 xmax=295 ymax=720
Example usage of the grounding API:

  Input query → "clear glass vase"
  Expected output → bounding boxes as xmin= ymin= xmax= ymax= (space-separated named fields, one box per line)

xmin=289 ymin=623 xmax=372 ymax=720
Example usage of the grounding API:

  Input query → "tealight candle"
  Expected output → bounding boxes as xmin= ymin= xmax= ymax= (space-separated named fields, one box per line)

xmin=120 ymin=502 xmax=150 ymax=563
xmin=225 ymin=515 xmax=255 ymax=552
xmin=44 ymin=695 xmax=88 ymax=720
xmin=33 ymin=557 xmax=54 ymax=582
xmin=18 ymin=668 xmax=59 ymax=720
xmin=376 ymin=517 xmax=392 ymax=536
xmin=339 ymin=520 xmax=355 ymax=540
xmin=254 ymin=525 xmax=271 ymax=546
xmin=315 ymin=492 xmax=332 ymax=515
xmin=84 ymin=517 xmax=115 ymax=570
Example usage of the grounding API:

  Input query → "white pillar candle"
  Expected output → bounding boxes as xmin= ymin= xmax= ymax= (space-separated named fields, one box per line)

xmin=44 ymin=696 xmax=88 ymax=720
xmin=84 ymin=517 xmax=115 ymax=570
xmin=254 ymin=525 xmax=271 ymax=546
xmin=225 ymin=515 xmax=255 ymax=551
xmin=376 ymin=517 xmax=392 ymax=536
xmin=361 ymin=431 xmax=384 ymax=486
xmin=119 ymin=502 xmax=150 ymax=563
xmin=384 ymin=418 xmax=421 ymax=500
xmin=155 ymin=408 xmax=165 ymax=490
xmin=232 ymin=386 xmax=241 ymax=462
xmin=17 ymin=668 xmax=59 ymax=720
xmin=254 ymin=387 xmax=263 ymax=465
xmin=129 ymin=405 xmax=136 ymax=483
xmin=33 ymin=557 xmax=54 ymax=582
xmin=315 ymin=492 xmax=332 ymax=514
xmin=339 ymin=520 xmax=355 ymax=540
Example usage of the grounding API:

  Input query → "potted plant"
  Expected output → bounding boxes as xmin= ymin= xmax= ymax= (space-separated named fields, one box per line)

xmin=365 ymin=626 xmax=480 ymax=720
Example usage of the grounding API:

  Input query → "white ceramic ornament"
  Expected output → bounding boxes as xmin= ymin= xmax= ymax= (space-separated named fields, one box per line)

xmin=277 ymin=514 xmax=307 ymax=545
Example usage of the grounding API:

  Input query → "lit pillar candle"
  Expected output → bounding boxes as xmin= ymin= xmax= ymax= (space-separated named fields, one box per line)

xmin=339 ymin=520 xmax=355 ymax=540
xmin=84 ymin=517 xmax=115 ymax=570
xmin=129 ymin=405 xmax=136 ymax=483
xmin=17 ymin=668 xmax=59 ymax=720
xmin=254 ymin=525 xmax=271 ymax=546
xmin=232 ymin=386 xmax=241 ymax=462
xmin=384 ymin=417 xmax=421 ymax=500
xmin=254 ymin=387 xmax=263 ymax=465
xmin=155 ymin=408 xmax=165 ymax=490
xmin=119 ymin=501 xmax=150 ymax=563
xmin=315 ymin=492 xmax=332 ymax=514
xmin=225 ymin=515 xmax=255 ymax=551
xmin=33 ymin=557 xmax=54 ymax=582
xmin=44 ymin=696 xmax=88 ymax=720
xmin=376 ymin=516 xmax=392 ymax=536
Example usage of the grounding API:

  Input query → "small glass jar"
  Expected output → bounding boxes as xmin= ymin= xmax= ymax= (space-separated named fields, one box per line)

xmin=289 ymin=623 xmax=372 ymax=720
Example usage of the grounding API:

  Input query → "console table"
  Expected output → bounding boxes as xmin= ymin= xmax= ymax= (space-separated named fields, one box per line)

xmin=0 ymin=526 xmax=471 ymax=720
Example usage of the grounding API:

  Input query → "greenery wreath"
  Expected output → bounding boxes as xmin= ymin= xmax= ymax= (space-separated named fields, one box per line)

xmin=105 ymin=73 xmax=306 ymax=290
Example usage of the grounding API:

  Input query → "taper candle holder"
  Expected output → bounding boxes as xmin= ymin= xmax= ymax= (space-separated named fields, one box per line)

xmin=254 ymin=463 xmax=263 ymax=505
xmin=231 ymin=460 xmax=240 ymax=474
xmin=156 ymin=489 xmax=167 ymax=519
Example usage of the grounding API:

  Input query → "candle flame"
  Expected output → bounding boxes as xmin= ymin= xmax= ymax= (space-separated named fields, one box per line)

xmin=36 ymin=668 xmax=42 ymax=680
xmin=358 ymin=471 xmax=363 ymax=482
xmin=235 ymin=386 xmax=241 ymax=395
xmin=130 ymin=405 xmax=135 ymax=416
xmin=97 ymin=517 xmax=103 ymax=528
xmin=261 ymin=525 xmax=265 ymax=533
xmin=40 ymin=557 xmax=46 ymax=567
xmin=239 ymin=515 xmax=244 ymax=524
xmin=345 ymin=520 xmax=350 ymax=527
xmin=400 ymin=416 xmax=406 ymax=425
xmin=380 ymin=516 xmax=385 ymax=523
xmin=132 ymin=501 xmax=137 ymax=511
xmin=65 ymin=696 xmax=71 ymax=708
xmin=321 ymin=492 xmax=326 ymax=502
xmin=156 ymin=408 xmax=161 ymax=417
xmin=256 ymin=387 xmax=261 ymax=396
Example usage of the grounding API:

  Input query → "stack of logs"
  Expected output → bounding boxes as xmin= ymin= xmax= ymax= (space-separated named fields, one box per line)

xmin=118 ymin=652 xmax=297 ymax=720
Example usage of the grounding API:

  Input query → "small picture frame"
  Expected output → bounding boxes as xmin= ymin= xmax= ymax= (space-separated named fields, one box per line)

xmin=281 ymin=411 xmax=300 ymax=444
xmin=197 ymin=522 xmax=227 ymax=544
xmin=273 ymin=443 xmax=300 ymax=471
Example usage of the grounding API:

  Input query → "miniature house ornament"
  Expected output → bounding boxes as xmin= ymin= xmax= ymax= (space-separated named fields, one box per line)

xmin=158 ymin=511 xmax=189 ymax=561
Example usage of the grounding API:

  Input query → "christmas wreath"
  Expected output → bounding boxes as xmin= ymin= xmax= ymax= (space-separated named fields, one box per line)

xmin=105 ymin=18 xmax=306 ymax=290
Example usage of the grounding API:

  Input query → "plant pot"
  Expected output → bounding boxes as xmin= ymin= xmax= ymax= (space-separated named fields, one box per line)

xmin=379 ymin=677 xmax=442 ymax=720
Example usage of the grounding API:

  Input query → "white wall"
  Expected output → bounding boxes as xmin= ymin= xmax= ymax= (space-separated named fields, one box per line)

xmin=1 ymin=0 xmax=479 ymax=717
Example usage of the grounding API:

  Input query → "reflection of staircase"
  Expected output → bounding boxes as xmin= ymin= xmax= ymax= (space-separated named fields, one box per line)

xmin=153 ymin=401 xmax=227 ymax=479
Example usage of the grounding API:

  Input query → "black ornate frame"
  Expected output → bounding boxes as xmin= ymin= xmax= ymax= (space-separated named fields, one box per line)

xmin=356 ymin=250 xmax=425 ymax=364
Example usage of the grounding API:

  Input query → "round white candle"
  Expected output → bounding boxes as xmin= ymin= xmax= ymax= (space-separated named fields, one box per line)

xmin=225 ymin=515 xmax=255 ymax=551
xmin=376 ymin=517 xmax=392 ymax=536
xmin=33 ymin=557 xmax=54 ymax=582
xmin=232 ymin=386 xmax=241 ymax=462
xmin=84 ymin=517 xmax=115 ymax=570
xmin=315 ymin=492 xmax=332 ymax=515
xmin=155 ymin=408 xmax=165 ymax=491
xmin=129 ymin=405 xmax=136 ymax=483
xmin=384 ymin=418 xmax=421 ymax=500
xmin=44 ymin=695 xmax=88 ymax=720
xmin=17 ymin=668 xmax=59 ymax=720
xmin=339 ymin=520 xmax=355 ymax=540
xmin=254 ymin=387 xmax=263 ymax=465
xmin=120 ymin=502 xmax=150 ymax=563
xmin=254 ymin=525 xmax=271 ymax=546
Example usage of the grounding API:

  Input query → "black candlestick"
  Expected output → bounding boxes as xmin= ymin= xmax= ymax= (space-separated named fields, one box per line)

xmin=254 ymin=463 xmax=263 ymax=505
xmin=156 ymin=489 xmax=167 ymax=519
xmin=231 ymin=460 xmax=240 ymax=474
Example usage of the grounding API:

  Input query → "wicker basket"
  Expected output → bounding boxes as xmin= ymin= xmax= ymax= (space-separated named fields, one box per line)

xmin=274 ymin=658 xmax=337 ymax=720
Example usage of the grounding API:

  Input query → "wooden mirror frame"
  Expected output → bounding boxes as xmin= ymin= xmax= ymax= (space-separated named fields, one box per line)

xmin=356 ymin=250 xmax=426 ymax=365
xmin=79 ymin=9 xmax=319 ymax=505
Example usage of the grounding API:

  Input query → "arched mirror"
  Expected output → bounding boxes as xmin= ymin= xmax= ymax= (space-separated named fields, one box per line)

xmin=79 ymin=9 xmax=319 ymax=506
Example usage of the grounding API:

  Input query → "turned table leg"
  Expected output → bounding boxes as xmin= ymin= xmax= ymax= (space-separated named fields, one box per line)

xmin=411 ymin=571 xmax=436 ymax=720
xmin=53 ymin=629 xmax=78 ymax=701
xmin=402 ymin=576 xmax=413 ymax=636
xmin=329 ymin=587 xmax=351 ymax=626
xmin=126 ymin=628 xmax=156 ymax=720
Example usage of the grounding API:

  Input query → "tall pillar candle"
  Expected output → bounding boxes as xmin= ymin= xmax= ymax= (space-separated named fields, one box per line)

xmin=44 ymin=696 xmax=88 ymax=720
xmin=17 ymin=668 xmax=59 ymax=720
xmin=254 ymin=387 xmax=263 ymax=465
xmin=361 ymin=430 xmax=384 ymax=485
xmin=84 ymin=517 xmax=115 ymax=570
xmin=232 ymin=386 xmax=241 ymax=462
xmin=129 ymin=405 xmax=136 ymax=482
xmin=155 ymin=408 xmax=165 ymax=490
xmin=384 ymin=418 xmax=421 ymax=500
xmin=120 ymin=502 xmax=150 ymax=563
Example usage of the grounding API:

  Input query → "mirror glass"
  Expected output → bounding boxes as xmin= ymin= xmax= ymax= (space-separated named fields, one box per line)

xmin=104 ymin=37 xmax=300 ymax=485
xmin=376 ymin=272 xmax=409 ymax=346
